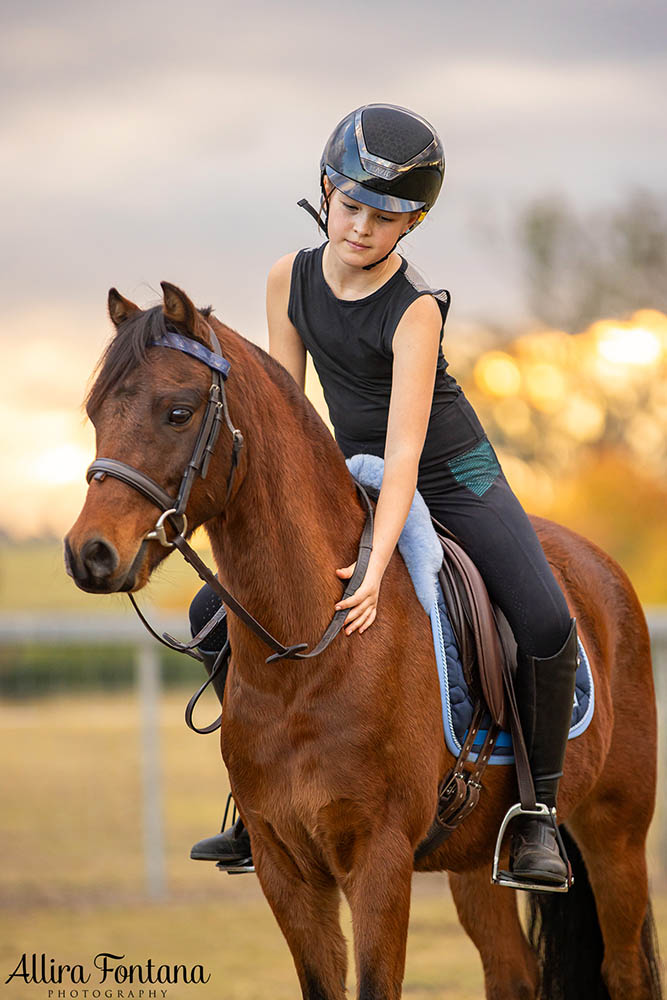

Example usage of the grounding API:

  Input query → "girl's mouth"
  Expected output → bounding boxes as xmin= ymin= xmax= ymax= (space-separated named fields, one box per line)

xmin=346 ymin=240 xmax=370 ymax=250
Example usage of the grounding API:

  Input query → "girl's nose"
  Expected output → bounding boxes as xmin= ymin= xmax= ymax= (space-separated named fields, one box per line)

xmin=353 ymin=212 xmax=372 ymax=235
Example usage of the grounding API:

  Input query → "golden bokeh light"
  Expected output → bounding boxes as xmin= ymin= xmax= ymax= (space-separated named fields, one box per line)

xmin=514 ymin=330 xmax=572 ymax=366
xmin=594 ymin=321 xmax=662 ymax=367
xmin=523 ymin=361 xmax=567 ymax=413
xmin=473 ymin=351 xmax=521 ymax=397
xmin=459 ymin=308 xmax=667 ymax=513
xmin=625 ymin=412 xmax=665 ymax=458
xmin=492 ymin=397 xmax=533 ymax=439
xmin=556 ymin=393 xmax=606 ymax=443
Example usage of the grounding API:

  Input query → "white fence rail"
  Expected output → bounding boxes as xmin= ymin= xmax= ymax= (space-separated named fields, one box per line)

xmin=2 ymin=609 xmax=667 ymax=897
xmin=0 ymin=611 xmax=186 ymax=901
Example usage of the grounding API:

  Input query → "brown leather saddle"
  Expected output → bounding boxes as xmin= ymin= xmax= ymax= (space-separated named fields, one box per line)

xmin=414 ymin=515 xmax=536 ymax=862
xmin=431 ymin=515 xmax=515 ymax=730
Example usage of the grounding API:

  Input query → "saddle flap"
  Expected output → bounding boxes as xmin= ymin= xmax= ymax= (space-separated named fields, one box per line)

xmin=435 ymin=533 xmax=508 ymax=729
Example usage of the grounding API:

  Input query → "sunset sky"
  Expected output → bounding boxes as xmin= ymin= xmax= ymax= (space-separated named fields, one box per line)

xmin=2 ymin=0 xmax=666 ymax=538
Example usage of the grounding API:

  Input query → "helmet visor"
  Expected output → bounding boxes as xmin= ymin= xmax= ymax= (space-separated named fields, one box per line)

xmin=325 ymin=166 xmax=425 ymax=214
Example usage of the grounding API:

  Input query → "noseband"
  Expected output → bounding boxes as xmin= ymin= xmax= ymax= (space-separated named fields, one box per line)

xmin=85 ymin=320 xmax=375 ymax=671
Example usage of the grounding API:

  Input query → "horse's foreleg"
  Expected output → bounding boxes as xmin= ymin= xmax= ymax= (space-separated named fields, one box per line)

xmin=342 ymin=829 xmax=414 ymax=1000
xmin=448 ymin=868 xmax=539 ymax=1000
xmin=252 ymin=836 xmax=348 ymax=1000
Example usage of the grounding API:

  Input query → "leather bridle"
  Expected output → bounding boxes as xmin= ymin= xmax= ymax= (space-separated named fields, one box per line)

xmin=86 ymin=320 xmax=375 ymax=666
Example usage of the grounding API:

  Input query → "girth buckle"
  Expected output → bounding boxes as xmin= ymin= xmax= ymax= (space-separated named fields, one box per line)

xmin=145 ymin=508 xmax=188 ymax=548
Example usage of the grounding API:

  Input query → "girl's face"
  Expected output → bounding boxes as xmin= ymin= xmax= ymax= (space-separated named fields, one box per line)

xmin=324 ymin=180 xmax=419 ymax=269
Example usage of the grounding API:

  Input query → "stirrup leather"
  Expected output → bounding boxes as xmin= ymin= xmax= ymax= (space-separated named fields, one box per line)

xmin=491 ymin=802 xmax=573 ymax=893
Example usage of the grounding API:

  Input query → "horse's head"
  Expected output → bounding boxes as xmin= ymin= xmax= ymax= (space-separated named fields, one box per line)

xmin=65 ymin=281 xmax=244 ymax=593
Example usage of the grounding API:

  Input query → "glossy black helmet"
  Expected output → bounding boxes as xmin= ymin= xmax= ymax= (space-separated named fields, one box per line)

xmin=321 ymin=103 xmax=445 ymax=224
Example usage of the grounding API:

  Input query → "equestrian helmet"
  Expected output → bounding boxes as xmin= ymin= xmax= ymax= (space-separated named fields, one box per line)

xmin=320 ymin=104 xmax=445 ymax=224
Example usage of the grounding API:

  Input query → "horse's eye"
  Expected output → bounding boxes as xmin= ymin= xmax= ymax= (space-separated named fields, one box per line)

xmin=168 ymin=407 xmax=193 ymax=425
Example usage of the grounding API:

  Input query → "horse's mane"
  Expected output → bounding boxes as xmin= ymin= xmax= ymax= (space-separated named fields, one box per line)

xmin=235 ymin=326 xmax=340 ymax=460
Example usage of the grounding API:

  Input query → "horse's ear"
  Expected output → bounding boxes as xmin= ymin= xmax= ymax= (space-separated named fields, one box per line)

xmin=161 ymin=281 xmax=198 ymax=334
xmin=108 ymin=288 xmax=140 ymax=328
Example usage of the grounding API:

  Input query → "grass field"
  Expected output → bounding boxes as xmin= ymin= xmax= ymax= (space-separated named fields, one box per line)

xmin=1 ymin=688 xmax=666 ymax=998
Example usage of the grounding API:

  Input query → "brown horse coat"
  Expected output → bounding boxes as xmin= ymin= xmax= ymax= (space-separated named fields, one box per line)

xmin=66 ymin=284 xmax=661 ymax=1000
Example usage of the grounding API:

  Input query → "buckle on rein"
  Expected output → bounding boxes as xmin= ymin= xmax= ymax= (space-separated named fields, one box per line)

xmin=145 ymin=508 xmax=188 ymax=549
xmin=491 ymin=802 xmax=573 ymax=893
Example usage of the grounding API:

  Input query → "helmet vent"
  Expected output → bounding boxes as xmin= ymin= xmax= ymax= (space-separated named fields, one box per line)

xmin=361 ymin=108 xmax=433 ymax=165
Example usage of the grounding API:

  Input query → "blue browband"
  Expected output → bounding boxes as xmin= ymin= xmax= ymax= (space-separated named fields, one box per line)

xmin=151 ymin=330 xmax=231 ymax=379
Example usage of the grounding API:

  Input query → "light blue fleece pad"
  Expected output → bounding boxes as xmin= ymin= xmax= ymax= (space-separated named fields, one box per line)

xmin=346 ymin=454 xmax=595 ymax=765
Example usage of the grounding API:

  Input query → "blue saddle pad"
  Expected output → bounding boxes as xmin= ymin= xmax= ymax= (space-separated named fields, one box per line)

xmin=430 ymin=580 xmax=595 ymax=764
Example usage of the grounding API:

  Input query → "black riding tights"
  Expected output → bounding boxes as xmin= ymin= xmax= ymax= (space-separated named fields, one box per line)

xmin=189 ymin=442 xmax=571 ymax=661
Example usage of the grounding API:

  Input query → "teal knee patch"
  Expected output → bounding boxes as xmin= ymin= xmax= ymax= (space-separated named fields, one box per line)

xmin=447 ymin=438 xmax=501 ymax=497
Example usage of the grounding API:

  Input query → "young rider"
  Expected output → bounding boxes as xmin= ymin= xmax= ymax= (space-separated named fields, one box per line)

xmin=188 ymin=104 xmax=579 ymax=889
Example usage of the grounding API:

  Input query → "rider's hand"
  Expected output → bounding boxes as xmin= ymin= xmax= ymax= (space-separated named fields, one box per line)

xmin=334 ymin=561 xmax=383 ymax=636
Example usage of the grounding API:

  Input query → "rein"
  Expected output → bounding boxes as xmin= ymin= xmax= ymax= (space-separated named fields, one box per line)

xmin=86 ymin=320 xmax=375 ymax=666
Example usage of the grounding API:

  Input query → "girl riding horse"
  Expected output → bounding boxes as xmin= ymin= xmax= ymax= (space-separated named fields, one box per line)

xmin=189 ymin=103 xmax=578 ymax=890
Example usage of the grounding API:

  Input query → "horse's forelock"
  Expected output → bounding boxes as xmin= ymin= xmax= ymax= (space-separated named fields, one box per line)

xmin=85 ymin=305 xmax=330 ymax=460
xmin=85 ymin=305 xmax=215 ymax=416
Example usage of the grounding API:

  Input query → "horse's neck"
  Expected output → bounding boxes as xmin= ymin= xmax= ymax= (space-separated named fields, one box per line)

xmin=205 ymin=382 xmax=362 ymax=673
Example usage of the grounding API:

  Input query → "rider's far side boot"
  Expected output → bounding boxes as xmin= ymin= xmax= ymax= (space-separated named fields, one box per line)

xmin=188 ymin=643 xmax=254 ymax=873
xmin=190 ymin=809 xmax=254 ymax=872
xmin=508 ymin=618 xmax=579 ymax=889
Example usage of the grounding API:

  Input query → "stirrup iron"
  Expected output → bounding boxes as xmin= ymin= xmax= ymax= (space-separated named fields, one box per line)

xmin=491 ymin=802 xmax=573 ymax=893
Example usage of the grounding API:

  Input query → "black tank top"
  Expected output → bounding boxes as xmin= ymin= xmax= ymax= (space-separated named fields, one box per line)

xmin=288 ymin=243 xmax=486 ymax=484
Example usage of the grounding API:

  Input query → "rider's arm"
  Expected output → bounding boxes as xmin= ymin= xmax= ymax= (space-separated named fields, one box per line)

xmin=334 ymin=294 xmax=442 ymax=635
xmin=368 ymin=294 xmax=442 ymax=576
xmin=266 ymin=252 xmax=306 ymax=391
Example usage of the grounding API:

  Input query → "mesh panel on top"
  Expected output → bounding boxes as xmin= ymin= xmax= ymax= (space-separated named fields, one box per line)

xmin=361 ymin=108 xmax=433 ymax=165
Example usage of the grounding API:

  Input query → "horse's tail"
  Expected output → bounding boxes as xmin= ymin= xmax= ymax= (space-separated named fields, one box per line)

xmin=641 ymin=900 xmax=666 ymax=1000
xmin=527 ymin=827 xmax=663 ymax=1000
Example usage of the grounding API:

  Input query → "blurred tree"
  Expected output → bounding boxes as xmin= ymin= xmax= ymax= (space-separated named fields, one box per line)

xmin=518 ymin=190 xmax=667 ymax=331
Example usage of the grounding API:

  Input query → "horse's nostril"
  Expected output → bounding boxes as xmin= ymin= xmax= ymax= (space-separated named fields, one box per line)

xmin=81 ymin=537 xmax=119 ymax=580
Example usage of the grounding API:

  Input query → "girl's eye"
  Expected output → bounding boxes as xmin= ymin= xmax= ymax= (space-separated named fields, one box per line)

xmin=168 ymin=407 xmax=193 ymax=425
xmin=379 ymin=216 xmax=393 ymax=223
xmin=343 ymin=202 xmax=357 ymax=211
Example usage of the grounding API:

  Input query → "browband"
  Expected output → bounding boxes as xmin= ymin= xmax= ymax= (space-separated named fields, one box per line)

xmin=151 ymin=331 xmax=231 ymax=379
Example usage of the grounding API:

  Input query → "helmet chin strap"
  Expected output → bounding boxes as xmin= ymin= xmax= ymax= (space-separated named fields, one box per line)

xmin=362 ymin=235 xmax=404 ymax=270
xmin=297 ymin=198 xmax=328 ymax=236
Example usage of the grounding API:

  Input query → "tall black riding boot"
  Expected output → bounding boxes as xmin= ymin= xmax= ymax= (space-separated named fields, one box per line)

xmin=510 ymin=618 xmax=579 ymax=886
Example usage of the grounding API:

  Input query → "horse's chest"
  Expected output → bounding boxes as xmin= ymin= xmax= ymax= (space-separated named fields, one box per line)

xmin=224 ymin=691 xmax=370 ymax=825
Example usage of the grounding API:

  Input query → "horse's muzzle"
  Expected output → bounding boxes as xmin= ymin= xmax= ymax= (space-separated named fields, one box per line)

xmin=64 ymin=534 xmax=143 ymax=593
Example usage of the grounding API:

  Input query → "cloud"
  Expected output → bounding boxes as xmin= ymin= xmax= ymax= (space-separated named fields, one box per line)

xmin=3 ymin=0 xmax=666 ymax=537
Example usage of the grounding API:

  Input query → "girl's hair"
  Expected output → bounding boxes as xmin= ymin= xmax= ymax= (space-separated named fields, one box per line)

xmin=317 ymin=183 xmax=331 ymax=235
